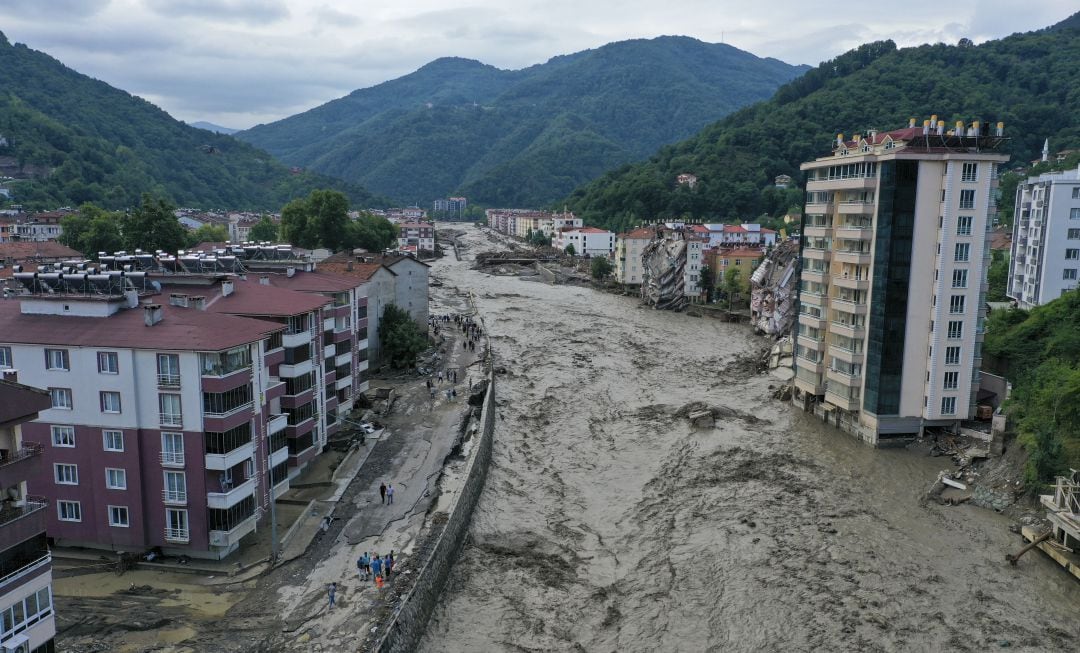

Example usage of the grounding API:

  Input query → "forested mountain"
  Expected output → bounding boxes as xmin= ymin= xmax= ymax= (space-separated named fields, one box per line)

xmin=566 ymin=13 xmax=1080 ymax=233
xmin=0 ymin=32 xmax=381 ymax=211
xmin=237 ymin=37 xmax=809 ymax=206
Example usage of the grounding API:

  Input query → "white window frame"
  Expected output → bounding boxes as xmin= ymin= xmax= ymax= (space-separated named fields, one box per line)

xmin=0 ymin=346 xmax=11 ymax=369
xmin=57 ymin=500 xmax=81 ymax=522
xmin=100 ymin=391 xmax=122 ymax=414
xmin=949 ymin=295 xmax=966 ymax=314
xmin=944 ymin=371 xmax=959 ymax=390
xmin=941 ymin=396 xmax=957 ymax=415
xmin=103 ymin=430 xmax=124 ymax=452
xmin=51 ymin=425 xmax=75 ymax=447
xmin=45 ymin=348 xmax=69 ymax=371
xmin=105 ymin=467 xmax=127 ymax=490
xmin=961 ymin=162 xmax=978 ymax=182
xmin=1065 ymin=269 xmax=1078 ymax=281
xmin=947 ymin=320 xmax=963 ymax=339
xmin=157 ymin=353 xmax=181 ymax=387
xmin=1068 ymin=228 xmax=1080 ymax=240
xmin=954 ymin=243 xmax=970 ymax=262
xmin=952 ymin=269 xmax=968 ymax=288
xmin=159 ymin=393 xmax=182 ymax=427
xmin=54 ymin=463 xmax=78 ymax=485
xmin=958 ymin=189 xmax=975 ymax=210
xmin=1066 ymin=249 xmax=1080 ymax=261
xmin=956 ymin=215 xmax=972 ymax=236
xmin=161 ymin=432 xmax=185 ymax=466
xmin=165 ymin=508 xmax=189 ymax=542
xmin=49 ymin=387 xmax=72 ymax=410
xmin=163 ymin=470 xmax=187 ymax=504
xmin=97 ymin=351 xmax=119 ymax=374
xmin=945 ymin=346 xmax=961 ymax=365
xmin=108 ymin=505 xmax=130 ymax=528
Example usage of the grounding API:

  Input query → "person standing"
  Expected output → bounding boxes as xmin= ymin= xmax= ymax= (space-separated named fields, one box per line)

xmin=371 ymin=554 xmax=382 ymax=582
xmin=379 ymin=482 xmax=387 ymax=504
xmin=328 ymin=582 xmax=337 ymax=610
xmin=357 ymin=555 xmax=366 ymax=581
xmin=385 ymin=554 xmax=394 ymax=578
xmin=387 ymin=483 xmax=395 ymax=504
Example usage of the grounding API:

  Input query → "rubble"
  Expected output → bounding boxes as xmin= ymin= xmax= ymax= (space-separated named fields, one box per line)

xmin=640 ymin=228 xmax=689 ymax=311
xmin=749 ymin=239 xmax=799 ymax=337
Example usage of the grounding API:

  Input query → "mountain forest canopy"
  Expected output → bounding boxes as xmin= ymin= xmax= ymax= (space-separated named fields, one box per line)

xmin=236 ymin=36 xmax=809 ymax=207
xmin=565 ymin=16 xmax=1080 ymax=233
xmin=0 ymin=31 xmax=383 ymax=211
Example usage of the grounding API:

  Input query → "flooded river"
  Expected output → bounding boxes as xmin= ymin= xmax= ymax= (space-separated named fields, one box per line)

xmin=419 ymin=226 xmax=1079 ymax=652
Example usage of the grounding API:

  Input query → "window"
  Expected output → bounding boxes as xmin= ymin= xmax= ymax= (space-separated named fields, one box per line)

xmin=958 ymin=189 xmax=975 ymax=209
xmin=159 ymin=393 xmax=182 ymax=427
xmin=54 ymin=463 xmax=78 ymax=485
xmin=163 ymin=471 xmax=187 ymax=504
xmin=157 ymin=353 xmax=180 ymax=387
xmin=51 ymin=425 xmax=75 ymax=447
xmin=162 ymin=432 xmax=185 ymax=466
xmin=97 ymin=351 xmax=119 ymax=374
xmin=1073 ymin=187 xmax=1080 ymax=199
xmin=954 ymin=243 xmax=970 ymax=262
xmin=1065 ymin=269 xmax=1078 ymax=281
xmin=947 ymin=320 xmax=963 ymax=339
xmin=945 ymin=346 xmax=961 ymax=365
xmin=49 ymin=387 xmax=72 ymax=409
xmin=1066 ymin=249 xmax=1080 ymax=260
xmin=941 ymin=396 xmax=957 ymax=415
xmin=949 ymin=295 xmax=966 ymax=314
xmin=57 ymin=500 xmax=81 ymax=521
xmin=961 ymin=162 xmax=978 ymax=182
xmin=1071 ymin=208 xmax=1080 ymax=220
xmin=103 ymin=430 xmax=124 ymax=452
xmin=944 ymin=371 xmax=959 ymax=390
xmin=956 ymin=216 xmax=972 ymax=236
xmin=0 ymin=346 xmax=10 ymax=369
xmin=106 ymin=468 xmax=126 ymax=490
xmin=44 ymin=348 xmax=69 ymax=370
xmin=108 ymin=506 xmax=129 ymax=527
xmin=952 ymin=269 xmax=968 ymax=288
xmin=165 ymin=508 xmax=189 ymax=542
xmin=100 ymin=391 xmax=122 ymax=413
xmin=1069 ymin=228 xmax=1080 ymax=240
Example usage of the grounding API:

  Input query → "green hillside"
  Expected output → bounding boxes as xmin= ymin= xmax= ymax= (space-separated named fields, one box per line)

xmin=237 ymin=37 xmax=809 ymax=205
xmin=0 ymin=32 xmax=381 ymax=211
xmin=566 ymin=16 xmax=1080 ymax=232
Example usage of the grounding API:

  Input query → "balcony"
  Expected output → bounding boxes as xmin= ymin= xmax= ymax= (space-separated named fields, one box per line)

xmin=830 ymin=297 xmax=868 ymax=315
xmin=335 ymin=351 xmax=352 ymax=366
xmin=825 ymin=388 xmax=861 ymax=412
xmin=0 ymin=444 xmax=42 ymax=489
xmin=268 ymin=413 xmax=288 ymax=436
xmin=798 ymin=312 xmax=826 ymax=329
xmin=335 ymin=375 xmax=352 ymax=390
xmin=835 ymin=224 xmax=872 ymax=239
xmin=279 ymin=359 xmax=314 ymax=379
xmin=270 ymin=445 xmax=289 ymax=468
xmin=831 ymin=321 xmax=864 ymax=339
xmin=794 ymin=367 xmax=824 ymax=395
xmin=0 ymin=497 xmax=47 ymax=545
xmin=283 ymin=330 xmax=312 ymax=349
xmin=162 ymin=489 xmax=187 ymax=505
xmin=205 ymin=441 xmax=254 ymax=471
xmin=833 ymin=249 xmax=872 ymax=265
xmin=804 ymin=225 xmax=832 ymax=238
xmin=164 ymin=526 xmax=190 ymax=543
xmin=0 ymin=553 xmax=50 ymax=595
xmin=265 ymin=380 xmax=286 ymax=402
xmin=830 ymin=345 xmax=865 ymax=365
xmin=799 ymin=291 xmax=827 ymax=307
xmin=209 ymin=507 xmax=261 ymax=548
xmin=160 ymin=450 xmax=185 ymax=467
xmin=207 ymin=477 xmax=256 ymax=510
xmin=160 ymin=413 xmax=183 ymax=428
xmin=837 ymin=199 xmax=876 ymax=212
xmin=832 ymin=275 xmax=870 ymax=291
xmin=796 ymin=334 xmax=825 ymax=351
xmin=157 ymin=373 xmax=181 ymax=389
xmin=801 ymin=268 xmax=827 ymax=283
xmin=827 ymin=367 xmax=862 ymax=387
xmin=802 ymin=247 xmax=831 ymax=261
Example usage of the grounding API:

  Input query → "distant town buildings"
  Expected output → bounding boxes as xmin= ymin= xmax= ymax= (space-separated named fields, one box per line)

xmin=676 ymin=173 xmax=698 ymax=189
xmin=0 ymin=210 xmax=70 ymax=244
xmin=485 ymin=209 xmax=581 ymax=243
xmin=774 ymin=174 xmax=793 ymax=188
xmin=432 ymin=197 xmax=467 ymax=220
xmin=792 ymin=118 xmax=1009 ymax=444
xmin=396 ymin=222 xmax=435 ymax=255
xmin=1008 ymin=166 xmax=1080 ymax=308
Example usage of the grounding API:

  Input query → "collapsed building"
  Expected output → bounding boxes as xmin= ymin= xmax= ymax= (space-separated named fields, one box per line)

xmin=750 ymin=239 xmax=799 ymax=336
xmin=640 ymin=226 xmax=704 ymax=310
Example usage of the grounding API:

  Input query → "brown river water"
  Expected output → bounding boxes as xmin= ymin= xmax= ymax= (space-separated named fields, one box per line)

xmin=419 ymin=226 xmax=1080 ymax=653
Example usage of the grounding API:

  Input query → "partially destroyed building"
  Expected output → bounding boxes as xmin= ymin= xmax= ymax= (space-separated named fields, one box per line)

xmin=750 ymin=239 xmax=799 ymax=336
xmin=640 ymin=227 xmax=704 ymax=310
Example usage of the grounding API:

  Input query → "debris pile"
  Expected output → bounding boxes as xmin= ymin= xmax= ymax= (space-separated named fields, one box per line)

xmin=750 ymin=239 xmax=799 ymax=337
xmin=640 ymin=228 xmax=688 ymax=311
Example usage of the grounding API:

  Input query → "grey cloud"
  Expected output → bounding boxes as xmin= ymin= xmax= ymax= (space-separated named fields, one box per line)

xmin=144 ymin=0 xmax=289 ymax=25
xmin=0 ymin=0 xmax=110 ymax=19
xmin=311 ymin=4 xmax=361 ymax=28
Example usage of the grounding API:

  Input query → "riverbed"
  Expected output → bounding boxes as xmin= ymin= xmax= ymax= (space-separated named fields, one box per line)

xmin=419 ymin=226 xmax=1080 ymax=652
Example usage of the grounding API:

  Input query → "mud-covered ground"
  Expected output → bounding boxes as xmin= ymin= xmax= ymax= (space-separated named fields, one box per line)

xmin=420 ymin=226 xmax=1080 ymax=652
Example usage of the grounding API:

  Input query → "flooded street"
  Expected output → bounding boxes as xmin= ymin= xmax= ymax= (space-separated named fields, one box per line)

xmin=419 ymin=226 xmax=1080 ymax=652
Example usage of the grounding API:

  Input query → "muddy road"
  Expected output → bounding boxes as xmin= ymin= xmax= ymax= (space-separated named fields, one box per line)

xmin=420 ymin=226 xmax=1080 ymax=652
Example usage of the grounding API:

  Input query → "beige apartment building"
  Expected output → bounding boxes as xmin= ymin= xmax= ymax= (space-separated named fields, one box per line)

xmin=792 ymin=118 xmax=1008 ymax=445
xmin=614 ymin=227 xmax=653 ymax=285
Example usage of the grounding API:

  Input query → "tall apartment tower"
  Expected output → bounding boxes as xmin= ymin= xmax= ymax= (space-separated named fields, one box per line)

xmin=1007 ymin=167 xmax=1080 ymax=308
xmin=793 ymin=119 xmax=1009 ymax=444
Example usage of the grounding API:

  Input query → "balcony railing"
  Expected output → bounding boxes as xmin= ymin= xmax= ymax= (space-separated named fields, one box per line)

xmin=0 ymin=443 xmax=43 ymax=469
xmin=164 ymin=527 xmax=190 ymax=543
xmin=157 ymin=373 xmax=181 ymax=388
xmin=162 ymin=489 xmax=187 ymax=505
xmin=160 ymin=451 xmax=185 ymax=467
xmin=0 ymin=496 xmax=47 ymax=529
xmin=160 ymin=413 xmax=183 ymax=427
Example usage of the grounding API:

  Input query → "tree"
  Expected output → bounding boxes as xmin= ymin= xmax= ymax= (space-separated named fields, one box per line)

xmin=345 ymin=212 xmax=398 ymax=252
xmin=724 ymin=267 xmax=742 ymax=308
xmin=564 ymin=243 xmax=576 ymax=256
xmin=700 ymin=264 xmax=714 ymax=301
xmin=280 ymin=197 xmax=314 ymax=248
xmin=191 ymin=223 xmax=229 ymax=244
xmin=529 ymin=230 xmax=550 ymax=247
xmin=987 ymin=250 xmax=1009 ymax=302
xmin=280 ymin=189 xmax=352 ymax=251
xmin=591 ymin=256 xmax=613 ymax=280
xmin=379 ymin=304 xmax=428 ymax=369
xmin=121 ymin=193 xmax=189 ymax=254
xmin=248 ymin=215 xmax=278 ymax=242
xmin=59 ymin=203 xmax=123 ymax=257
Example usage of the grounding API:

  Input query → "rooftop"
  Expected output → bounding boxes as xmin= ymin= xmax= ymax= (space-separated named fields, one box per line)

xmin=201 ymin=277 xmax=331 ymax=318
xmin=0 ymin=241 xmax=83 ymax=261
xmin=0 ymin=378 xmax=52 ymax=427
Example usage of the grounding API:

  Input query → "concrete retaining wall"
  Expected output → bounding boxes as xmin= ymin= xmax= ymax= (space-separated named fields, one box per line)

xmin=370 ymin=365 xmax=496 ymax=652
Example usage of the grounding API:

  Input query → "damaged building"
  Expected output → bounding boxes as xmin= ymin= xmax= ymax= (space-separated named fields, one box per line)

xmin=640 ymin=226 xmax=704 ymax=310
xmin=750 ymin=239 xmax=800 ymax=337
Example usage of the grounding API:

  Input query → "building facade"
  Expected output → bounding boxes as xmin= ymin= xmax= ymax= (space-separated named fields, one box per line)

xmin=396 ymin=223 xmax=435 ymax=254
xmin=0 ymin=378 xmax=57 ymax=653
xmin=792 ymin=120 xmax=1008 ymax=444
xmin=614 ymin=228 xmax=653 ymax=285
xmin=1007 ymin=167 xmax=1080 ymax=308
xmin=553 ymin=227 xmax=615 ymax=256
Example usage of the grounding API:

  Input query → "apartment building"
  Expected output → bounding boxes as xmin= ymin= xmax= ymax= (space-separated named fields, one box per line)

xmin=0 ymin=378 xmax=57 ymax=653
xmin=553 ymin=227 xmax=615 ymax=257
xmin=614 ymin=227 xmax=653 ymax=285
xmin=793 ymin=118 xmax=1008 ymax=444
xmin=396 ymin=222 xmax=435 ymax=254
xmin=1008 ymin=167 xmax=1080 ymax=308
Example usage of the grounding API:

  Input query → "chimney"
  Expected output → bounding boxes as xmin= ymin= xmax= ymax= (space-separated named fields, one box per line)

xmin=222 ymin=280 xmax=235 ymax=297
xmin=346 ymin=261 xmax=354 ymax=271
xmin=259 ymin=275 xmax=270 ymax=286
xmin=189 ymin=296 xmax=206 ymax=310
xmin=169 ymin=293 xmax=189 ymax=308
xmin=286 ymin=267 xmax=296 ymax=278
xmin=143 ymin=303 xmax=163 ymax=326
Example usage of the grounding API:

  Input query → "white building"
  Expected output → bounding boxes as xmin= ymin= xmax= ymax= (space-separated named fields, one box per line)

xmin=553 ymin=227 xmax=615 ymax=257
xmin=615 ymin=227 xmax=654 ymax=285
xmin=382 ymin=255 xmax=430 ymax=328
xmin=1008 ymin=167 xmax=1080 ymax=308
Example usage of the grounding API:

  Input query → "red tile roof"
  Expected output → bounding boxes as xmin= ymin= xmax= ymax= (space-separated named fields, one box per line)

xmin=574 ymin=227 xmax=611 ymax=234
xmin=618 ymin=227 xmax=655 ymax=239
xmin=263 ymin=271 xmax=360 ymax=293
xmin=0 ymin=298 xmax=281 ymax=351
xmin=203 ymin=278 xmax=331 ymax=318
xmin=722 ymin=225 xmax=747 ymax=233
xmin=0 ymin=241 xmax=83 ymax=260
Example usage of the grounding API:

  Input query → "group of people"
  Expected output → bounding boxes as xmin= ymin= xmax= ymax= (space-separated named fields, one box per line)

xmin=357 ymin=550 xmax=395 ymax=585
xmin=379 ymin=481 xmax=394 ymax=504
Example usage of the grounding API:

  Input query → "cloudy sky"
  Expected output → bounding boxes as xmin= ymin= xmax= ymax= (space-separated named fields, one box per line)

xmin=1 ymin=1 xmax=1075 ymax=130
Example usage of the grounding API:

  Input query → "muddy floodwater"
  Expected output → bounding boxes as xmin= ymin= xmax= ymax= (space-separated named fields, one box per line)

xmin=419 ymin=226 xmax=1080 ymax=652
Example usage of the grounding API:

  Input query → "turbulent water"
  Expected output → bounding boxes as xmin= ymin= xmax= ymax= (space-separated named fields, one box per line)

xmin=419 ymin=227 xmax=1080 ymax=652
